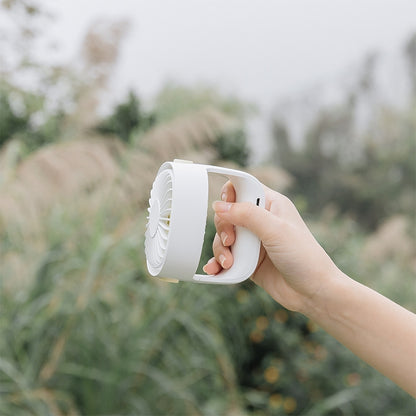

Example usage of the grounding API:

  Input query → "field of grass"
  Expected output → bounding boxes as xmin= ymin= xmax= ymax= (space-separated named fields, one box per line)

xmin=1 ymin=20 xmax=414 ymax=412
xmin=0 ymin=132 xmax=414 ymax=415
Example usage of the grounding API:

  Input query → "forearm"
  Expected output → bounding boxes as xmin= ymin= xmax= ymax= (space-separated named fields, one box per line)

xmin=211 ymin=192 xmax=416 ymax=394
xmin=303 ymin=271 xmax=416 ymax=396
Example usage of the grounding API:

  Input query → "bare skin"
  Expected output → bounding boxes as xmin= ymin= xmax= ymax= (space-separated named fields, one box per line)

xmin=203 ymin=182 xmax=416 ymax=397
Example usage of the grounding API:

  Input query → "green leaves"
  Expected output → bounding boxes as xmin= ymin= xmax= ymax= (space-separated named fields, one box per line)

xmin=95 ymin=91 xmax=156 ymax=143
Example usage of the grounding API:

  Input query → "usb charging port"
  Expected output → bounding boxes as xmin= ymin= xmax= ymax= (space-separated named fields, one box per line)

xmin=256 ymin=198 xmax=260 ymax=206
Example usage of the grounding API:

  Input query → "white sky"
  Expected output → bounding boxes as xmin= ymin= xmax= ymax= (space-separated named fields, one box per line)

xmin=40 ymin=0 xmax=416 ymax=161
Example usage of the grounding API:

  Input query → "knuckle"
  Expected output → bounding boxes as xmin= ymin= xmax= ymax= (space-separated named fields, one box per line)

xmin=279 ymin=193 xmax=296 ymax=210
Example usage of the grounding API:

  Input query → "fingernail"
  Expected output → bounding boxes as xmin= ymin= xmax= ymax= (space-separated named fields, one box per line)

xmin=219 ymin=254 xmax=226 ymax=268
xmin=221 ymin=232 xmax=228 ymax=246
xmin=202 ymin=257 xmax=216 ymax=273
xmin=213 ymin=201 xmax=232 ymax=212
xmin=221 ymin=192 xmax=227 ymax=201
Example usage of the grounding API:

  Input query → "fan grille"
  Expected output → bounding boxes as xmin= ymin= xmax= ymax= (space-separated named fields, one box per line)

xmin=145 ymin=168 xmax=173 ymax=271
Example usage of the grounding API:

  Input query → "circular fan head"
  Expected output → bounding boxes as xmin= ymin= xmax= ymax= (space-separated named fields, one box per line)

xmin=145 ymin=161 xmax=209 ymax=281
xmin=145 ymin=168 xmax=173 ymax=274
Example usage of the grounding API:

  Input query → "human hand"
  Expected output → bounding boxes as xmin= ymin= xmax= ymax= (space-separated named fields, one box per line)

xmin=203 ymin=182 xmax=340 ymax=313
xmin=203 ymin=182 xmax=416 ymax=396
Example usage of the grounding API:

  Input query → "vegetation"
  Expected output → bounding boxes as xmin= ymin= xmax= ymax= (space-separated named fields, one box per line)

xmin=271 ymin=39 xmax=416 ymax=231
xmin=95 ymin=91 xmax=156 ymax=143
xmin=0 ymin=2 xmax=415 ymax=414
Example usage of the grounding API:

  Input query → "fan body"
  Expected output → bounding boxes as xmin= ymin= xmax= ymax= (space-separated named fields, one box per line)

xmin=145 ymin=160 xmax=265 ymax=284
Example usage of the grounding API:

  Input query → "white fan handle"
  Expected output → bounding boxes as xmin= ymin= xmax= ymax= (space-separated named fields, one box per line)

xmin=193 ymin=165 xmax=265 ymax=285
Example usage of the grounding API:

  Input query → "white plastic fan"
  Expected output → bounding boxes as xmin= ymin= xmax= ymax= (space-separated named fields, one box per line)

xmin=144 ymin=160 xmax=265 ymax=284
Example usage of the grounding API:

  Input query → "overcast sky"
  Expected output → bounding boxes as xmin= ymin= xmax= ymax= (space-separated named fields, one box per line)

xmin=42 ymin=0 xmax=416 ymax=161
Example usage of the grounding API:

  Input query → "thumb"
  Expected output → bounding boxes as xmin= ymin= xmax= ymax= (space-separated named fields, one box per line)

xmin=212 ymin=201 xmax=279 ymax=245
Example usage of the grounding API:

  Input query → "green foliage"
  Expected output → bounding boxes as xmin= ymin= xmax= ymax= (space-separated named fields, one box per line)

xmin=216 ymin=128 xmax=250 ymax=167
xmin=0 ymin=89 xmax=29 ymax=148
xmin=2 ymin=206 xmax=413 ymax=415
xmin=335 ymin=121 xmax=415 ymax=229
xmin=95 ymin=90 xmax=156 ymax=143
xmin=214 ymin=280 xmax=413 ymax=416
xmin=0 ymin=207 xmax=243 ymax=415
xmin=152 ymin=83 xmax=252 ymax=166
xmin=272 ymin=91 xmax=416 ymax=230
xmin=154 ymin=83 xmax=255 ymax=123
xmin=196 ymin=215 xmax=414 ymax=416
xmin=0 ymin=84 xmax=65 ymax=153
xmin=405 ymin=32 xmax=416 ymax=95
xmin=1 ymin=16 xmax=414 ymax=415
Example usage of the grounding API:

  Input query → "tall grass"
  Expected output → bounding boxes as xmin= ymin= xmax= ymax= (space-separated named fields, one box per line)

xmin=0 ymin=106 xmax=253 ymax=413
xmin=0 ymin=109 xmax=414 ymax=415
xmin=0 ymin=194 xmax=246 ymax=415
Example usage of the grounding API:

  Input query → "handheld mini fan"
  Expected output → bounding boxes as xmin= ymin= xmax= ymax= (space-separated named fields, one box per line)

xmin=144 ymin=160 xmax=265 ymax=285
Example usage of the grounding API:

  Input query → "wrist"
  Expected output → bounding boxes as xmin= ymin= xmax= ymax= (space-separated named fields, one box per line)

xmin=299 ymin=267 xmax=350 ymax=322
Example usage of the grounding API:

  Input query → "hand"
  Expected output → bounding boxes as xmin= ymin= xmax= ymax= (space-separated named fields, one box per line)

xmin=204 ymin=181 xmax=416 ymax=396
xmin=203 ymin=181 xmax=340 ymax=313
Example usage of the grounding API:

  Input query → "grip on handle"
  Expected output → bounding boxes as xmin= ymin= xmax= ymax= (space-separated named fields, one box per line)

xmin=193 ymin=165 xmax=265 ymax=285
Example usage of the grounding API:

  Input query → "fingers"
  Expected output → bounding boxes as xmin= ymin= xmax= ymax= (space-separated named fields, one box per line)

xmin=202 ymin=257 xmax=221 ymax=275
xmin=220 ymin=181 xmax=236 ymax=203
xmin=202 ymin=234 xmax=233 ymax=274
xmin=214 ymin=215 xmax=235 ymax=247
xmin=212 ymin=232 xmax=233 ymax=269
xmin=214 ymin=181 xmax=236 ymax=247
xmin=203 ymin=181 xmax=236 ymax=275
xmin=212 ymin=200 xmax=280 ymax=246
xmin=203 ymin=180 xmax=298 ymax=277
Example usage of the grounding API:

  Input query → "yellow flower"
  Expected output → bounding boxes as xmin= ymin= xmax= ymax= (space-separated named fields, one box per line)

xmin=264 ymin=366 xmax=280 ymax=383
xmin=274 ymin=309 xmax=288 ymax=323
xmin=269 ymin=393 xmax=282 ymax=409
xmin=236 ymin=289 xmax=249 ymax=303
xmin=256 ymin=316 xmax=269 ymax=331
xmin=249 ymin=330 xmax=264 ymax=343
xmin=307 ymin=319 xmax=319 ymax=332
xmin=346 ymin=372 xmax=361 ymax=386
xmin=283 ymin=396 xmax=297 ymax=414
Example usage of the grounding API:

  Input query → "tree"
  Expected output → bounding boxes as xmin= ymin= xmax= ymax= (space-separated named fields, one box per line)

xmin=271 ymin=34 xmax=416 ymax=229
xmin=95 ymin=91 xmax=156 ymax=143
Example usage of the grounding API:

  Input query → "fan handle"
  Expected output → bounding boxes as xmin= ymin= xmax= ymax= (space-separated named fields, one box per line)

xmin=193 ymin=164 xmax=265 ymax=285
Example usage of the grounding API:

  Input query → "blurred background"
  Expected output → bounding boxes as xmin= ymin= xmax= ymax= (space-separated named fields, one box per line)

xmin=0 ymin=0 xmax=415 ymax=414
